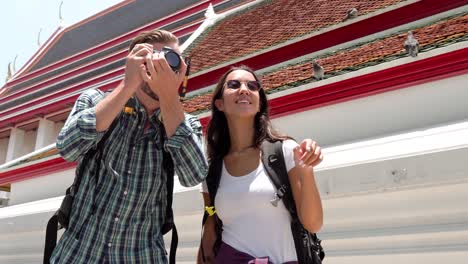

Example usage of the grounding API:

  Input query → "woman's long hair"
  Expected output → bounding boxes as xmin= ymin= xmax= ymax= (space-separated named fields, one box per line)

xmin=206 ymin=66 xmax=288 ymax=163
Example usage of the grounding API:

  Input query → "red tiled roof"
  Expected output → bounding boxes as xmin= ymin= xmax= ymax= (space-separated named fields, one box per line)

xmin=187 ymin=0 xmax=405 ymax=73
xmin=264 ymin=14 xmax=468 ymax=86
xmin=182 ymin=13 xmax=468 ymax=113
xmin=182 ymin=93 xmax=213 ymax=113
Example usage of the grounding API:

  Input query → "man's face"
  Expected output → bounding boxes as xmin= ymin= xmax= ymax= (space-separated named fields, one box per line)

xmin=139 ymin=41 xmax=180 ymax=101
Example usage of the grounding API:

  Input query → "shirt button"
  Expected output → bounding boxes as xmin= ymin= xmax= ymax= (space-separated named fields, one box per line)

xmin=123 ymin=191 xmax=128 ymax=196
xmin=133 ymin=146 xmax=136 ymax=151
xmin=115 ymin=217 xmax=119 ymax=222
xmin=127 ymin=170 xmax=131 ymax=174
xmin=108 ymin=243 xmax=112 ymax=247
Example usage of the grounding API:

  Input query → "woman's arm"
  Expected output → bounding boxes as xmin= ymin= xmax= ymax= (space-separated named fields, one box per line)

xmin=288 ymin=139 xmax=324 ymax=233
xmin=197 ymin=192 xmax=216 ymax=264
xmin=289 ymin=167 xmax=323 ymax=233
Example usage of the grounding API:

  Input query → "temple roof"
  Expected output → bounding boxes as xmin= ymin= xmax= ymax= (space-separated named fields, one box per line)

xmin=184 ymin=0 xmax=406 ymax=74
xmin=179 ymin=3 xmax=468 ymax=114
xmin=0 ymin=0 xmax=252 ymax=115
xmin=25 ymin=0 xmax=201 ymax=73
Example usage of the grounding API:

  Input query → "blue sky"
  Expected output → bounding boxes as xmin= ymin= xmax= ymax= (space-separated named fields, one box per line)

xmin=0 ymin=0 xmax=123 ymax=87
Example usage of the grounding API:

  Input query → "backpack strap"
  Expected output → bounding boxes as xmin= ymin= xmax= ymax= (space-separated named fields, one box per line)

xmin=43 ymin=214 xmax=58 ymax=264
xmin=205 ymin=156 xmax=223 ymax=210
xmin=261 ymin=140 xmax=325 ymax=263
xmin=261 ymin=140 xmax=297 ymax=216
xmin=158 ymin=121 xmax=178 ymax=264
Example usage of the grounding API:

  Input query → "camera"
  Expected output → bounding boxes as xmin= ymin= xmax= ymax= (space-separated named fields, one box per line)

xmin=153 ymin=46 xmax=181 ymax=72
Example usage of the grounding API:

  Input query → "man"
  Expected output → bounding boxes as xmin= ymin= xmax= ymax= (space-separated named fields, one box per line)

xmin=50 ymin=29 xmax=208 ymax=263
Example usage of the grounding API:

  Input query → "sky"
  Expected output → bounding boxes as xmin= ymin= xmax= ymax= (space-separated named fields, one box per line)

xmin=0 ymin=0 xmax=124 ymax=87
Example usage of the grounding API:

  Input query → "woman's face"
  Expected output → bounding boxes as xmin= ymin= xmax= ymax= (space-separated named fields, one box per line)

xmin=215 ymin=70 xmax=261 ymax=119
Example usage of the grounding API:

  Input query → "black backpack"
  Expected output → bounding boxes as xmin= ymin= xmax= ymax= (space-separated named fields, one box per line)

xmin=43 ymin=97 xmax=179 ymax=264
xmin=202 ymin=140 xmax=325 ymax=263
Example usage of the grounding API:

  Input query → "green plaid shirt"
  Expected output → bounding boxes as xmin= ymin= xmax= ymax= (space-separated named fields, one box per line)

xmin=50 ymin=88 xmax=207 ymax=263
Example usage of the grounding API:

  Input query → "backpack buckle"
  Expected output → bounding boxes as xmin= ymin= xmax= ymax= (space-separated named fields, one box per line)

xmin=270 ymin=185 xmax=287 ymax=207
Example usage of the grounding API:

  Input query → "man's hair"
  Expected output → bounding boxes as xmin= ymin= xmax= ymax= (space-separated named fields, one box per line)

xmin=128 ymin=29 xmax=178 ymax=51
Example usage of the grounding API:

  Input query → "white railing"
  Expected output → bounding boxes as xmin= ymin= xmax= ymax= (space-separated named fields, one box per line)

xmin=0 ymin=143 xmax=57 ymax=172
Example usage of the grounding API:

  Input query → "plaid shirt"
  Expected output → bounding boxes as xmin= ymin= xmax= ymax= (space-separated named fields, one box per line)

xmin=50 ymin=88 xmax=207 ymax=263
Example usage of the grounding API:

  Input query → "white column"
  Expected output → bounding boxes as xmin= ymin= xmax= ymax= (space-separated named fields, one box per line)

xmin=54 ymin=121 xmax=65 ymax=137
xmin=23 ymin=130 xmax=36 ymax=155
xmin=35 ymin=118 xmax=56 ymax=150
xmin=6 ymin=127 xmax=25 ymax=162
xmin=0 ymin=190 xmax=9 ymax=207
xmin=0 ymin=137 xmax=9 ymax=164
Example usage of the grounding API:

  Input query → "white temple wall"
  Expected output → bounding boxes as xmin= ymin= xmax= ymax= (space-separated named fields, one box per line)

xmin=8 ymin=168 xmax=74 ymax=206
xmin=272 ymin=74 xmax=468 ymax=147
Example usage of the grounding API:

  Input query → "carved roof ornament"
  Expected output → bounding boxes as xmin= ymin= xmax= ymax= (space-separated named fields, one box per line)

xmin=205 ymin=3 xmax=216 ymax=19
xmin=37 ymin=28 xmax=42 ymax=47
xmin=59 ymin=1 xmax=65 ymax=27
xmin=12 ymin=55 xmax=18 ymax=73
xmin=5 ymin=62 xmax=12 ymax=82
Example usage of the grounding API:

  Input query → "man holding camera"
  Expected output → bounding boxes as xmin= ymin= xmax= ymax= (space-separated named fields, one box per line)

xmin=50 ymin=30 xmax=208 ymax=263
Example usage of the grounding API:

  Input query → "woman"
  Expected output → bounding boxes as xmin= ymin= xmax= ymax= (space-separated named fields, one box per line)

xmin=198 ymin=66 xmax=323 ymax=264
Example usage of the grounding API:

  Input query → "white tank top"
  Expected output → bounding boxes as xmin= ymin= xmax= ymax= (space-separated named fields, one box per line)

xmin=208 ymin=139 xmax=299 ymax=263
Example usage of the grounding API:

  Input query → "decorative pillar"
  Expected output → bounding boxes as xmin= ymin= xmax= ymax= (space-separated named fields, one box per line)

xmin=6 ymin=127 xmax=25 ymax=162
xmin=35 ymin=118 xmax=56 ymax=150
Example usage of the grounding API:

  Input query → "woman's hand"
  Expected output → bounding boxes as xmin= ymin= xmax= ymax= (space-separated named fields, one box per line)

xmin=293 ymin=139 xmax=323 ymax=168
xmin=197 ymin=216 xmax=216 ymax=264
xmin=290 ymin=139 xmax=324 ymax=233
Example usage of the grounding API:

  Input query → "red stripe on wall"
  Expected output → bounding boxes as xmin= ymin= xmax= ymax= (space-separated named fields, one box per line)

xmin=0 ymin=157 xmax=76 ymax=185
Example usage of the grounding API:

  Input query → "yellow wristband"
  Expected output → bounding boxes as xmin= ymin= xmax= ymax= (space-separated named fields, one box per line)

xmin=205 ymin=206 xmax=216 ymax=216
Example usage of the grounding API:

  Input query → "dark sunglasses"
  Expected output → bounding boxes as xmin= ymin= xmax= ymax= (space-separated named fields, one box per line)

xmin=225 ymin=80 xmax=261 ymax=91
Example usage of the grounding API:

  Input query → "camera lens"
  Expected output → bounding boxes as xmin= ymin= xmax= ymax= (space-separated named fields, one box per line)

xmin=165 ymin=51 xmax=180 ymax=70
xmin=153 ymin=47 xmax=181 ymax=72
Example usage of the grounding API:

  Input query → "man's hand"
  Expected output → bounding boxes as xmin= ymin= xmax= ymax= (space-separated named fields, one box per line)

xmin=124 ymin=43 xmax=153 ymax=92
xmin=139 ymin=51 xmax=187 ymax=137
xmin=140 ymin=51 xmax=187 ymax=102
xmin=293 ymin=139 xmax=323 ymax=168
